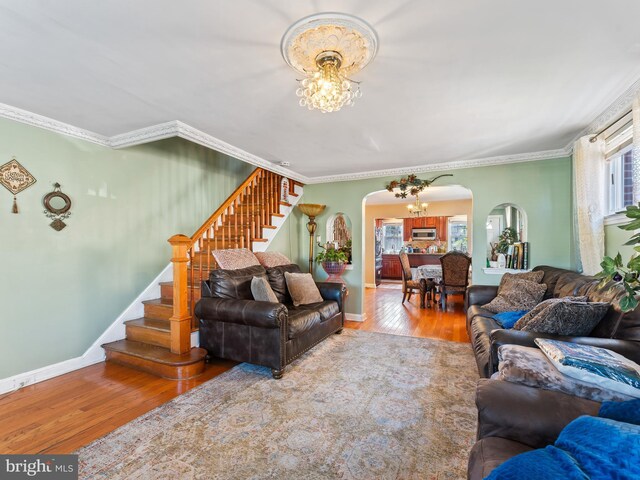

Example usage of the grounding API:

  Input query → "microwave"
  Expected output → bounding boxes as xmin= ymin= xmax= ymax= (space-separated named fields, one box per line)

xmin=412 ymin=228 xmax=437 ymax=240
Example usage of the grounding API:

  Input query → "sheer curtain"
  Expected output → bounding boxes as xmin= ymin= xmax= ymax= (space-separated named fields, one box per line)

xmin=574 ymin=136 xmax=605 ymax=275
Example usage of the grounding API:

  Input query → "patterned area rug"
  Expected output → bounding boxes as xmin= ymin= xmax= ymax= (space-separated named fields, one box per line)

xmin=78 ymin=330 xmax=478 ymax=479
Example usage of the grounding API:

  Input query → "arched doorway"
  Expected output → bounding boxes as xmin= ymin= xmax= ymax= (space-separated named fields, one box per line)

xmin=361 ymin=185 xmax=473 ymax=303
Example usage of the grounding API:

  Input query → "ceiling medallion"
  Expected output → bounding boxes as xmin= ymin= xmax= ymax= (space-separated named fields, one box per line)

xmin=281 ymin=13 xmax=378 ymax=113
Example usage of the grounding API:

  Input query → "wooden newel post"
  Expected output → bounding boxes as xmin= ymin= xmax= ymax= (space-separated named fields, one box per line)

xmin=168 ymin=234 xmax=192 ymax=355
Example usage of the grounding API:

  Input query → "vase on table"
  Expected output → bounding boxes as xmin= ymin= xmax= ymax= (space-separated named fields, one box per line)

xmin=321 ymin=261 xmax=347 ymax=284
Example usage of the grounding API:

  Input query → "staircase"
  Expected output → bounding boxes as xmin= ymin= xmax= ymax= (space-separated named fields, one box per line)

xmin=102 ymin=168 xmax=302 ymax=379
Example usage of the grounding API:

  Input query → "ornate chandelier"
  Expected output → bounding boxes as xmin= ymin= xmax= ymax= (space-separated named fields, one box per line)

xmin=407 ymin=195 xmax=429 ymax=217
xmin=281 ymin=13 xmax=378 ymax=113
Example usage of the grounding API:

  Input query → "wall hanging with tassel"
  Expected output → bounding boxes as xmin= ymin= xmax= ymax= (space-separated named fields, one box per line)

xmin=0 ymin=157 xmax=36 ymax=213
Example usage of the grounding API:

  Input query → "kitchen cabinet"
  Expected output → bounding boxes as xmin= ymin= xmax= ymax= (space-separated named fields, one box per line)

xmin=381 ymin=254 xmax=402 ymax=280
xmin=403 ymin=218 xmax=413 ymax=241
xmin=437 ymin=216 xmax=449 ymax=242
xmin=403 ymin=216 xmax=447 ymax=240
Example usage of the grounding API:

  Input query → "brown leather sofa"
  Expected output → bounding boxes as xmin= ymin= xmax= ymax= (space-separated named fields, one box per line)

xmin=195 ymin=263 xmax=346 ymax=379
xmin=465 ymin=265 xmax=640 ymax=378
xmin=468 ymin=379 xmax=601 ymax=479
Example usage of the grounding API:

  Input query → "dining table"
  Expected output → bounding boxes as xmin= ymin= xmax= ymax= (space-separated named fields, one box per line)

xmin=412 ymin=264 xmax=443 ymax=284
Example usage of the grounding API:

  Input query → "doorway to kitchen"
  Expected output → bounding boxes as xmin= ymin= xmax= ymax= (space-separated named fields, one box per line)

xmin=363 ymin=185 xmax=473 ymax=316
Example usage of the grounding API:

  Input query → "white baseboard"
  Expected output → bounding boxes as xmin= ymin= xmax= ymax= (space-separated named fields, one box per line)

xmin=364 ymin=283 xmax=377 ymax=288
xmin=0 ymin=264 xmax=173 ymax=396
xmin=345 ymin=313 xmax=364 ymax=322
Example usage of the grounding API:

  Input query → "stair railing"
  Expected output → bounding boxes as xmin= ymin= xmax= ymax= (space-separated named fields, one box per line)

xmin=167 ymin=167 xmax=297 ymax=354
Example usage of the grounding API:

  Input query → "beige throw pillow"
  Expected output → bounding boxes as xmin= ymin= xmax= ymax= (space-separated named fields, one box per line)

xmin=251 ymin=276 xmax=279 ymax=303
xmin=482 ymin=279 xmax=547 ymax=313
xmin=254 ymin=251 xmax=292 ymax=268
xmin=284 ymin=272 xmax=324 ymax=306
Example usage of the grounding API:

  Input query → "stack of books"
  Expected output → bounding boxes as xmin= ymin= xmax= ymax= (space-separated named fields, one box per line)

xmin=505 ymin=242 xmax=529 ymax=270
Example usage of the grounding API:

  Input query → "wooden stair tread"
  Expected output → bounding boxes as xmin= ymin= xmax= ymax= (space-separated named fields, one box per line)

xmin=142 ymin=298 xmax=173 ymax=307
xmin=102 ymin=340 xmax=206 ymax=366
xmin=159 ymin=281 xmax=199 ymax=288
xmin=289 ymin=192 xmax=299 ymax=197
xmin=124 ymin=317 xmax=170 ymax=332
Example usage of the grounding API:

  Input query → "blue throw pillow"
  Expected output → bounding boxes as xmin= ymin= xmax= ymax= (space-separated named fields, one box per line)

xmin=493 ymin=310 xmax=529 ymax=329
xmin=599 ymin=399 xmax=640 ymax=426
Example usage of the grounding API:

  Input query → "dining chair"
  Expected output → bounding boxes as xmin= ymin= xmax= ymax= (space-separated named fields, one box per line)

xmin=438 ymin=251 xmax=472 ymax=310
xmin=399 ymin=252 xmax=431 ymax=308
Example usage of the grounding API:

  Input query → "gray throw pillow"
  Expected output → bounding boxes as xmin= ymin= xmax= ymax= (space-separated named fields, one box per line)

xmin=498 ymin=270 xmax=544 ymax=294
xmin=251 ymin=276 xmax=279 ymax=303
xmin=482 ymin=279 xmax=547 ymax=313
xmin=513 ymin=298 xmax=609 ymax=336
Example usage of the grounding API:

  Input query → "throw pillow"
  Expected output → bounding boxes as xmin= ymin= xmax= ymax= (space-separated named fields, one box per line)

xmin=497 ymin=270 xmax=545 ymax=294
xmin=482 ymin=279 xmax=547 ymax=313
xmin=513 ymin=298 xmax=608 ymax=336
xmin=535 ymin=339 xmax=640 ymax=399
xmin=493 ymin=310 xmax=529 ymax=329
xmin=284 ymin=272 xmax=324 ymax=306
xmin=212 ymin=248 xmax=260 ymax=270
xmin=599 ymin=399 xmax=640 ymax=426
xmin=251 ymin=276 xmax=279 ymax=303
xmin=495 ymin=344 xmax=633 ymax=402
xmin=254 ymin=251 xmax=292 ymax=268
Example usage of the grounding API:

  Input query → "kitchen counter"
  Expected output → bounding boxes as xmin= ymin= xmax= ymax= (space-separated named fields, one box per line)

xmin=381 ymin=253 xmax=446 ymax=268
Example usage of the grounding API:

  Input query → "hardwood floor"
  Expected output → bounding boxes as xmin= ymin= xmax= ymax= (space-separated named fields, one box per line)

xmin=0 ymin=360 xmax=236 ymax=454
xmin=345 ymin=282 xmax=470 ymax=343
xmin=0 ymin=281 xmax=468 ymax=454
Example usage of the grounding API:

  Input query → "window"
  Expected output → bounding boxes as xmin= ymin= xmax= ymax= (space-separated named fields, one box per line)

xmin=448 ymin=218 xmax=468 ymax=253
xmin=381 ymin=222 xmax=403 ymax=253
xmin=604 ymin=112 xmax=634 ymax=216
xmin=606 ymin=147 xmax=634 ymax=215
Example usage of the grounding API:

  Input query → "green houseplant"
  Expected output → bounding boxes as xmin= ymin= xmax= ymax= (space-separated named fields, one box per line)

xmin=598 ymin=204 xmax=640 ymax=312
xmin=316 ymin=244 xmax=349 ymax=283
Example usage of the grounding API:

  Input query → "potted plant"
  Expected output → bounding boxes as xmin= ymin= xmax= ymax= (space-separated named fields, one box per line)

xmin=598 ymin=204 xmax=640 ymax=311
xmin=316 ymin=244 xmax=349 ymax=283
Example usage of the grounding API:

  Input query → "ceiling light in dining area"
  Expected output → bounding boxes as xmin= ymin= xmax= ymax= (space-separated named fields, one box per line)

xmin=281 ymin=13 xmax=378 ymax=113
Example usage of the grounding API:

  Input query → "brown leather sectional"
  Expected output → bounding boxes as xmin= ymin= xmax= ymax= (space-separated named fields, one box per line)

xmin=467 ymin=379 xmax=601 ymax=479
xmin=465 ymin=266 xmax=640 ymax=478
xmin=466 ymin=265 xmax=640 ymax=378
xmin=195 ymin=264 xmax=346 ymax=379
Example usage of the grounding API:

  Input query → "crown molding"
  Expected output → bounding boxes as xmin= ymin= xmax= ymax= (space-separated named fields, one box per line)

xmin=0 ymin=102 xmax=109 ymax=146
xmin=1 ymin=73 xmax=639 ymax=186
xmin=567 ymin=76 xmax=640 ymax=148
xmin=0 ymin=103 xmax=308 ymax=183
xmin=304 ymin=147 xmax=570 ymax=184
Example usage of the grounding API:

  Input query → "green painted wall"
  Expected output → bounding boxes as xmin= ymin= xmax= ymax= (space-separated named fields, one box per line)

xmin=605 ymin=223 xmax=635 ymax=263
xmin=0 ymin=118 xmax=253 ymax=379
xmin=296 ymin=157 xmax=574 ymax=315
xmin=265 ymin=209 xmax=304 ymax=261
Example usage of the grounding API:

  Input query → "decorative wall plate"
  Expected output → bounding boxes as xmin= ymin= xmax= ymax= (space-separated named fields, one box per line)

xmin=0 ymin=157 xmax=36 ymax=213
xmin=43 ymin=182 xmax=72 ymax=231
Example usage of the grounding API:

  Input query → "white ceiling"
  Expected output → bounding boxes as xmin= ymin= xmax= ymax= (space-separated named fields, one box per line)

xmin=365 ymin=186 xmax=472 ymax=205
xmin=2 ymin=1 xmax=640 ymax=180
